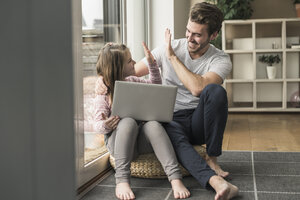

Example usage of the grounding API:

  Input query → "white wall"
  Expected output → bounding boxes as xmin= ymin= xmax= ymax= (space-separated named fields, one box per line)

xmin=174 ymin=0 xmax=190 ymax=39
xmin=126 ymin=0 xmax=146 ymax=61
xmin=149 ymin=0 xmax=174 ymax=49
xmin=128 ymin=0 xmax=191 ymax=58
xmin=147 ymin=0 xmax=192 ymax=50
xmin=251 ymin=0 xmax=297 ymax=19
xmin=190 ymin=0 xmax=205 ymax=6
xmin=0 ymin=0 xmax=76 ymax=199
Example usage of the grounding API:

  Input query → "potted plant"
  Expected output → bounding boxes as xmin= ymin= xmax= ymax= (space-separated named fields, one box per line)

xmin=258 ymin=55 xmax=281 ymax=79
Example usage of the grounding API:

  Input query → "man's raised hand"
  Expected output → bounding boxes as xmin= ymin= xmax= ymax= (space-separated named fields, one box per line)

xmin=165 ymin=28 xmax=175 ymax=60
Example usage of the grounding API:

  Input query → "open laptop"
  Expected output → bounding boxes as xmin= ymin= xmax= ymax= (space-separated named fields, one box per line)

xmin=111 ymin=81 xmax=177 ymax=122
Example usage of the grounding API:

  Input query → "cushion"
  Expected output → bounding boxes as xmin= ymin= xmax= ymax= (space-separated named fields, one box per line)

xmin=109 ymin=145 xmax=207 ymax=179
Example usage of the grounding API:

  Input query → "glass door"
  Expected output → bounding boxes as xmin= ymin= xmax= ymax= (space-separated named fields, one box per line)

xmin=74 ymin=0 xmax=124 ymax=189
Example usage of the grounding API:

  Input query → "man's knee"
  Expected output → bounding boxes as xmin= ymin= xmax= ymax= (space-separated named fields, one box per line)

xmin=202 ymin=84 xmax=227 ymax=104
xmin=164 ymin=121 xmax=188 ymax=145
xmin=203 ymin=84 xmax=226 ymax=96
xmin=164 ymin=121 xmax=180 ymax=135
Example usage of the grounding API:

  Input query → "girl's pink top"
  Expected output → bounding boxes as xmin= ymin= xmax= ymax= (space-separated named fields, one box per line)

xmin=94 ymin=62 xmax=161 ymax=134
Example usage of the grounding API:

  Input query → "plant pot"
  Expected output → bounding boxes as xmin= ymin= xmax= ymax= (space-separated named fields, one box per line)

xmin=266 ymin=66 xmax=277 ymax=79
xmin=296 ymin=4 xmax=300 ymax=18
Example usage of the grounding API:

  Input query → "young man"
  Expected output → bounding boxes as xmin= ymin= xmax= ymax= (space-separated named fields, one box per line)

xmin=134 ymin=2 xmax=238 ymax=200
xmin=98 ymin=2 xmax=238 ymax=199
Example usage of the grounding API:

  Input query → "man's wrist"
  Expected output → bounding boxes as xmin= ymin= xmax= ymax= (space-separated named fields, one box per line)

xmin=169 ymin=54 xmax=178 ymax=62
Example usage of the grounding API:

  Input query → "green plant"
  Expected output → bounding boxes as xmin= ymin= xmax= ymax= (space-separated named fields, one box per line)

xmin=293 ymin=0 xmax=300 ymax=4
xmin=206 ymin=0 xmax=254 ymax=49
xmin=258 ymin=55 xmax=281 ymax=66
xmin=207 ymin=0 xmax=254 ymax=20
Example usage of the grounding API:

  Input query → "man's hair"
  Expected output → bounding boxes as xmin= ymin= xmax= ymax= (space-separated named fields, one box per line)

xmin=189 ymin=2 xmax=224 ymax=35
xmin=96 ymin=43 xmax=128 ymax=101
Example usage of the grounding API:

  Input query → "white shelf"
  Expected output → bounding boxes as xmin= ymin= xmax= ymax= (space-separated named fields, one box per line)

xmin=255 ymin=79 xmax=284 ymax=82
xmin=255 ymin=49 xmax=284 ymax=53
xmin=225 ymin=50 xmax=253 ymax=54
xmin=225 ymin=79 xmax=254 ymax=83
xmin=286 ymin=49 xmax=300 ymax=52
xmin=222 ymin=18 xmax=300 ymax=112
xmin=229 ymin=107 xmax=300 ymax=112
xmin=224 ymin=18 xmax=300 ymax=24
xmin=286 ymin=78 xmax=300 ymax=82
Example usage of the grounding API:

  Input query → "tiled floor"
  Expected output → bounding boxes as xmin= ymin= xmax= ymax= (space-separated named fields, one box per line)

xmin=82 ymin=151 xmax=300 ymax=200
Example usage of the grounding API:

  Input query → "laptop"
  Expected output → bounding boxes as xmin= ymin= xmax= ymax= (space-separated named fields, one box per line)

xmin=111 ymin=81 xmax=177 ymax=122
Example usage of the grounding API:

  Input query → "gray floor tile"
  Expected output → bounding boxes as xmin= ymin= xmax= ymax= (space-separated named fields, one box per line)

xmin=81 ymin=186 xmax=116 ymax=200
xmin=98 ymin=174 xmax=115 ymax=186
xmin=168 ymin=189 xmax=215 ymax=200
xmin=255 ymin=162 xmax=300 ymax=175
xmin=181 ymin=175 xmax=254 ymax=192
xmin=230 ymin=191 xmax=255 ymax=200
xmin=180 ymin=176 xmax=202 ymax=189
xmin=253 ymin=152 xmax=300 ymax=162
xmin=132 ymin=188 xmax=171 ymax=200
xmin=167 ymin=189 xmax=253 ymax=200
xmin=94 ymin=174 xmax=253 ymax=200
xmin=256 ymin=175 xmax=300 ymax=193
xmin=218 ymin=161 xmax=253 ymax=175
xmin=99 ymin=173 xmax=171 ymax=189
xmin=82 ymin=185 xmax=171 ymax=200
xmin=257 ymin=192 xmax=300 ymax=200
xmin=219 ymin=151 xmax=252 ymax=162
xmin=228 ymin=175 xmax=254 ymax=191
xmin=130 ymin=177 xmax=171 ymax=189
xmin=82 ymin=152 xmax=300 ymax=200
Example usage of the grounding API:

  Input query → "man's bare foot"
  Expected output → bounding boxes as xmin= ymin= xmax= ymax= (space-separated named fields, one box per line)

xmin=115 ymin=182 xmax=135 ymax=200
xmin=170 ymin=179 xmax=190 ymax=199
xmin=205 ymin=155 xmax=229 ymax=178
xmin=209 ymin=175 xmax=238 ymax=200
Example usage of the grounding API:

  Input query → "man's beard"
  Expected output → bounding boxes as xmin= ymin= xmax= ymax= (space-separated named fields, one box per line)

xmin=187 ymin=38 xmax=210 ymax=54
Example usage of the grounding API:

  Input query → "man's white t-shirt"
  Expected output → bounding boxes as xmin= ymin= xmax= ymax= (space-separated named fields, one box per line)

xmin=142 ymin=38 xmax=232 ymax=111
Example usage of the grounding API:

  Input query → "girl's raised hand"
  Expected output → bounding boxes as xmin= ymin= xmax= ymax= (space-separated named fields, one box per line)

xmin=142 ymin=42 xmax=156 ymax=65
xmin=101 ymin=113 xmax=120 ymax=130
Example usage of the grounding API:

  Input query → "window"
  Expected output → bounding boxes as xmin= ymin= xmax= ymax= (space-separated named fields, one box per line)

xmin=75 ymin=0 xmax=124 ymax=189
xmin=75 ymin=0 xmax=149 ymax=192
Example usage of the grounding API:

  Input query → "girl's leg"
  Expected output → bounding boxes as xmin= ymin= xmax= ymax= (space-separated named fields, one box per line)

xmin=113 ymin=117 xmax=139 ymax=183
xmin=107 ymin=117 xmax=139 ymax=200
xmin=139 ymin=121 xmax=190 ymax=199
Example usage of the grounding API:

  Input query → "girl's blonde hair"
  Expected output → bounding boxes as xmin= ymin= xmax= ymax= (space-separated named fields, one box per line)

xmin=96 ymin=43 xmax=128 ymax=100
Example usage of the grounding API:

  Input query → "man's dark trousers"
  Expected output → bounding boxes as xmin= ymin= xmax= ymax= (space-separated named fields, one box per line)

xmin=164 ymin=84 xmax=228 ymax=188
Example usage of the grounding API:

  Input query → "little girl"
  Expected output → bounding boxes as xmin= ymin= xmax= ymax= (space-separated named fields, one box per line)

xmin=94 ymin=42 xmax=190 ymax=200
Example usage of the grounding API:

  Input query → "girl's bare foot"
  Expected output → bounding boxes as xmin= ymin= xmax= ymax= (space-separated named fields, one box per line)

xmin=209 ymin=175 xmax=239 ymax=200
xmin=115 ymin=182 xmax=135 ymax=200
xmin=205 ymin=156 xmax=229 ymax=178
xmin=171 ymin=179 xmax=190 ymax=199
